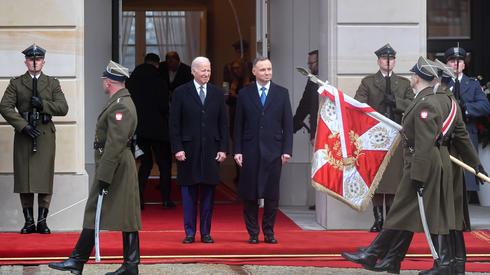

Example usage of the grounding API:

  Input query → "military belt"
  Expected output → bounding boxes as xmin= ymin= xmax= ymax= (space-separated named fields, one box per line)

xmin=93 ymin=140 xmax=133 ymax=150
xmin=21 ymin=112 xmax=52 ymax=124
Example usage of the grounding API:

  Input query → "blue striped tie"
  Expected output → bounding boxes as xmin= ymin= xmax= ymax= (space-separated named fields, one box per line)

xmin=260 ymin=86 xmax=267 ymax=106
xmin=199 ymin=86 xmax=205 ymax=104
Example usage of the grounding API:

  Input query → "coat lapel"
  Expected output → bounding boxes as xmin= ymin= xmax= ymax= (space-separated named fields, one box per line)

xmin=21 ymin=72 xmax=33 ymax=92
xmin=37 ymin=73 xmax=48 ymax=93
xmin=189 ymin=82 xmax=204 ymax=106
xmin=263 ymin=82 xmax=277 ymax=111
xmin=374 ymin=71 xmax=385 ymax=92
xmin=250 ymin=83 xmax=262 ymax=110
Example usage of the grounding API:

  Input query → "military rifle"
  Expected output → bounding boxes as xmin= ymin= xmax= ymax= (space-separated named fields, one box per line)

xmin=384 ymin=53 xmax=396 ymax=122
xmin=30 ymin=53 xmax=40 ymax=152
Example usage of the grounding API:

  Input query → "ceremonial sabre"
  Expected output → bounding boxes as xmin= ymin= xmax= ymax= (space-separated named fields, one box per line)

xmin=416 ymin=188 xmax=439 ymax=260
xmin=95 ymin=190 xmax=107 ymax=262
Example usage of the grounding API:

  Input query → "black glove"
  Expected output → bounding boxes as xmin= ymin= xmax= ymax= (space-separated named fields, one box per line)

xmin=21 ymin=124 xmax=41 ymax=138
xmin=31 ymin=96 xmax=43 ymax=110
xmin=99 ymin=180 xmax=110 ymax=195
xmin=474 ymin=164 xmax=488 ymax=185
xmin=412 ymin=179 xmax=424 ymax=194
xmin=383 ymin=93 xmax=396 ymax=107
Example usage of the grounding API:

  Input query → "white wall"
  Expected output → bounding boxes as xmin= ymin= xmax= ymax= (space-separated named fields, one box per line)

xmin=84 ymin=0 xmax=113 ymax=166
xmin=269 ymin=0 xmax=321 ymax=206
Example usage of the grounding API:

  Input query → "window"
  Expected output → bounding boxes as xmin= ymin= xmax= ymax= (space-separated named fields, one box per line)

xmin=427 ymin=0 xmax=471 ymax=39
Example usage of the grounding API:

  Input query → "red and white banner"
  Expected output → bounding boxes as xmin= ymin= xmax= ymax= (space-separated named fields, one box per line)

xmin=312 ymin=83 xmax=400 ymax=211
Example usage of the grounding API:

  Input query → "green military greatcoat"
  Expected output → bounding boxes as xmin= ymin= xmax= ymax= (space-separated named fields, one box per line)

xmin=354 ymin=71 xmax=413 ymax=194
xmin=384 ymin=87 xmax=453 ymax=234
xmin=83 ymin=88 xmax=141 ymax=232
xmin=0 ymin=72 xmax=68 ymax=194
xmin=435 ymin=85 xmax=481 ymax=231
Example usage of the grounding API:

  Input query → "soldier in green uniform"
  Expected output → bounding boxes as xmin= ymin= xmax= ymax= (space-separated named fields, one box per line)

xmin=49 ymin=61 xmax=141 ymax=275
xmin=354 ymin=43 xmax=413 ymax=232
xmin=0 ymin=44 xmax=69 ymax=234
xmin=425 ymin=60 xmax=487 ymax=275
xmin=343 ymin=57 xmax=455 ymax=274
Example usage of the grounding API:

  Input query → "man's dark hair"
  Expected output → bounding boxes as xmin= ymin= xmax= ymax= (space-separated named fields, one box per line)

xmin=253 ymin=56 xmax=270 ymax=67
xmin=165 ymin=51 xmax=181 ymax=62
xmin=144 ymin=53 xmax=160 ymax=64
xmin=308 ymin=50 xmax=319 ymax=56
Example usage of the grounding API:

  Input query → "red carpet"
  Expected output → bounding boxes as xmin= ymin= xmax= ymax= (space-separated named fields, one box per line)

xmin=1 ymin=203 xmax=490 ymax=272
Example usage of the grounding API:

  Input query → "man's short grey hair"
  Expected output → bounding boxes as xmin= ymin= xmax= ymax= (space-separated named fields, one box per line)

xmin=253 ymin=56 xmax=270 ymax=67
xmin=191 ymin=56 xmax=211 ymax=70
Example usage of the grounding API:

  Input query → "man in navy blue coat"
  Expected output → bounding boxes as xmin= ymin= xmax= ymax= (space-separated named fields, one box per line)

xmin=233 ymin=57 xmax=293 ymax=244
xmin=169 ymin=56 xmax=228 ymax=244
xmin=445 ymin=47 xmax=490 ymax=193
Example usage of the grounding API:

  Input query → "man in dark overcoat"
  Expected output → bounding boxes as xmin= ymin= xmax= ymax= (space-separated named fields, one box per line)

xmin=293 ymin=50 xmax=319 ymax=210
xmin=49 ymin=61 xmax=141 ymax=275
xmin=233 ymin=57 xmax=293 ymax=244
xmin=159 ymin=51 xmax=193 ymax=97
xmin=169 ymin=56 xmax=228 ymax=244
xmin=126 ymin=53 xmax=174 ymax=209
xmin=354 ymin=43 xmax=413 ymax=232
xmin=445 ymin=47 xmax=490 ymax=200
xmin=0 ymin=44 xmax=68 ymax=234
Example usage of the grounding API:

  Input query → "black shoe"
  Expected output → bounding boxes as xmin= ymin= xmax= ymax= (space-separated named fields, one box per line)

xmin=105 ymin=262 xmax=138 ymax=275
xmin=20 ymin=208 xmax=36 ymax=234
xmin=162 ymin=201 xmax=176 ymax=208
xmin=264 ymin=235 xmax=278 ymax=244
xmin=37 ymin=207 xmax=51 ymax=234
xmin=48 ymin=258 xmax=84 ymax=275
xmin=341 ymin=251 xmax=377 ymax=271
xmin=201 ymin=235 xmax=214 ymax=243
xmin=182 ymin=236 xmax=195 ymax=244
xmin=48 ymin=229 xmax=95 ymax=275
xmin=248 ymin=235 xmax=259 ymax=244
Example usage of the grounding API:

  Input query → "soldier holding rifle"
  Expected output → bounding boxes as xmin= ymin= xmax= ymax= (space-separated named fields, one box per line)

xmin=0 ymin=44 xmax=68 ymax=234
xmin=354 ymin=43 xmax=413 ymax=232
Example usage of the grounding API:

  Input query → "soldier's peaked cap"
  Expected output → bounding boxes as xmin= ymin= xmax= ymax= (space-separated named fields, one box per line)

xmin=444 ymin=47 xmax=466 ymax=62
xmin=22 ymin=44 xmax=46 ymax=58
xmin=374 ymin=43 xmax=396 ymax=58
xmin=101 ymin=60 xmax=129 ymax=82
xmin=410 ymin=56 xmax=437 ymax=81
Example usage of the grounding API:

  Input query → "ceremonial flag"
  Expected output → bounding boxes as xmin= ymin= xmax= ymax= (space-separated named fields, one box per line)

xmin=311 ymin=83 xmax=400 ymax=211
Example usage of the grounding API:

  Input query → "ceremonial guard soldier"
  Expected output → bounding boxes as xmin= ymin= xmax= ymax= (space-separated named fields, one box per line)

xmin=49 ymin=61 xmax=141 ymax=275
xmin=354 ymin=43 xmax=413 ymax=232
xmin=0 ymin=44 xmax=68 ymax=234
xmin=342 ymin=57 xmax=455 ymax=274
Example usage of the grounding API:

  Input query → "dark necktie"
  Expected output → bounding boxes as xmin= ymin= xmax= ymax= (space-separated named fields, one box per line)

xmin=260 ymin=86 xmax=267 ymax=106
xmin=199 ymin=86 xmax=205 ymax=104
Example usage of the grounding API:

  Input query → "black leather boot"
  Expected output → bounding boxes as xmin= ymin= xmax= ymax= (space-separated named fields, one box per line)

xmin=36 ymin=207 xmax=51 ymax=234
xmin=20 ymin=208 xmax=36 ymax=234
xmin=106 ymin=231 xmax=140 ymax=275
xmin=342 ymin=229 xmax=399 ymax=270
xmin=48 ymin=229 xmax=95 ymax=275
xmin=373 ymin=231 xmax=414 ymax=274
xmin=419 ymin=234 xmax=452 ymax=275
xmin=369 ymin=206 xmax=383 ymax=232
xmin=451 ymin=230 xmax=466 ymax=275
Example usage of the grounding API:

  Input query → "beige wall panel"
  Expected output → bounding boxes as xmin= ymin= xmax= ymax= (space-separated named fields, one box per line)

xmin=0 ymin=124 xmax=79 ymax=173
xmin=0 ymin=79 xmax=79 ymax=123
xmin=336 ymin=76 xmax=363 ymax=98
xmin=0 ymin=0 xmax=81 ymax=26
xmin=0 ymin=30 xmax=79 ymax=77
xmin=337 ymin=0 xmax=422 ymax=23
xmin=337 ymin=25 xmax=422 ymax=75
